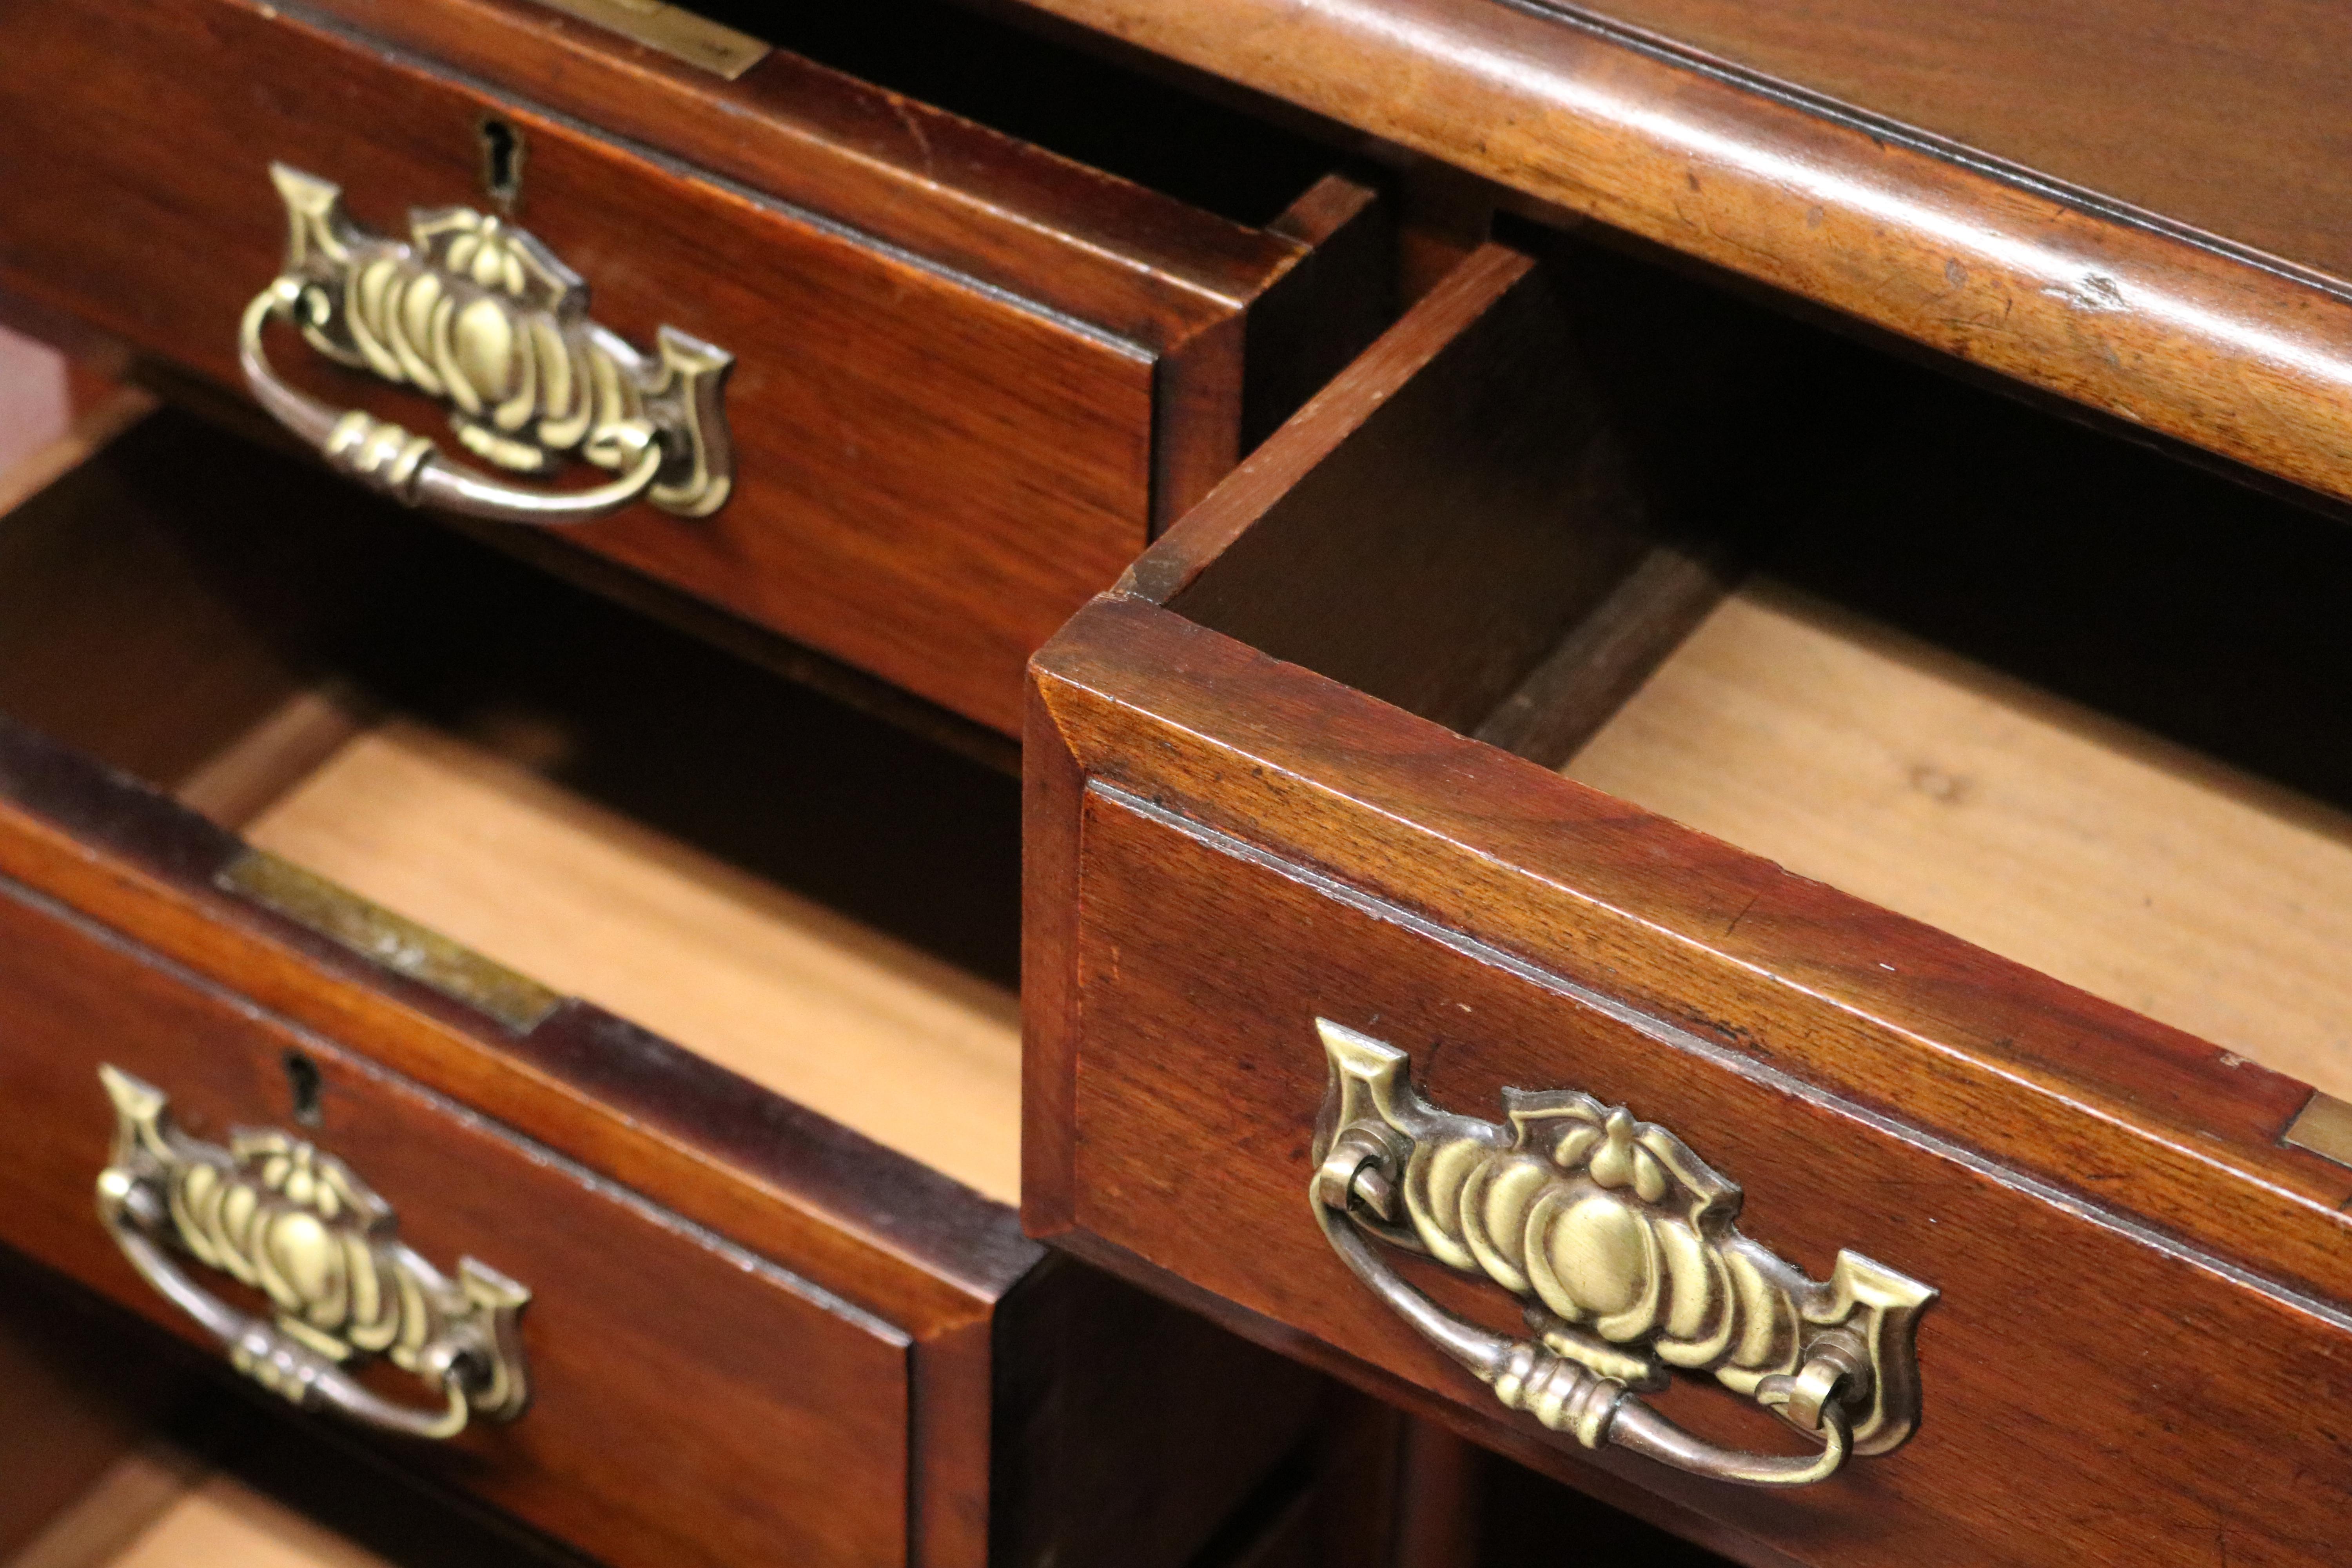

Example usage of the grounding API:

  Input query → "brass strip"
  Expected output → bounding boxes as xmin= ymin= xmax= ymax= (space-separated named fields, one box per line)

xmin=2283 ymin=1092 xmax=2352 ymax=1170
xmin=528 ymin=0 xmax=772 ymax=80
xmin=219 ymin=850 xmax=563 ymax=1034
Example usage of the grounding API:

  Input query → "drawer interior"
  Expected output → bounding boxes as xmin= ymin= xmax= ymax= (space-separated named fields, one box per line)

xmin=1 ymin=1249 xmax=566 ymax=1568
xmin=1162 ymin=238 xmax=2352 ymax=1102
xmin=728 ymin=0 xmax=1340 ymax=229
xmin=0 ymin=399 xmax=1021 ymax=1202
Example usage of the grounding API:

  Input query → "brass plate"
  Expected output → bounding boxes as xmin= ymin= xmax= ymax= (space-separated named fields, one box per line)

xmin=2283 ymin=1092 xmax=2352 ymax=1169
xmin=531 ymin=0 xmax=771 ymax=80
xmin=220 ymin=850 xmax=563 ymax=1033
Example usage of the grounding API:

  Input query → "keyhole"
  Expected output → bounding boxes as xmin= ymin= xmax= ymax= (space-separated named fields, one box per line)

xmin=479 ymin=115 xmax=525 ymax=211
xmin=283 ymin=1049 xmax=324 ymax=1128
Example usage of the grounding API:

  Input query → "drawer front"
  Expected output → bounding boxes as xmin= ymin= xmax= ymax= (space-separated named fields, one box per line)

xmin=1025 ymin=247 xmax=2352 ymax=1565
xmin=0 ymin=693 xmax=1320 ymax=1568
xmin=0 ymin=0 xmax=1370 ymax=736
xmin=0 ymin=395 xmax=1335 ymax=1568
xmin=0 ymin=867 xmax=912 ymax=1568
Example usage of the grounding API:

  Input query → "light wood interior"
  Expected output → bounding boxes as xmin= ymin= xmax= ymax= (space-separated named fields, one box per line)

xmin=234 ymin=720 xmax=1022 ymax=1202
xmin=1563 ymin=584 xmax=2352 ymax=1101
xmin=0 ymin=1252 xmax=555 ymax=1568
xmin=0 ymin=400 xmax=1022 ymax=1204
xmin=0 ymin=370 xmax=152 ymax=519
xmin=5 ymin=1449 xmax=392 ymax=1568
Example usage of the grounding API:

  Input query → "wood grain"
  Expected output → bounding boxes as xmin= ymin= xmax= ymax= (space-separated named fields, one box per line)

xmin=1075 ymin=241 xmax=2352 ymax=1305
xmin=242 ymin=721 xmax=1023 ymax=1203
xmin=1038 ymin=592 xmax=2352 ymax=1281
xmin=0 ymin=418 xmax=1295 ymax=1568
xmin=0 ymin=0 xmax=1392 ymax=730
xmin=1564 ymin=0 xmax=2352 ymax=280
xmin=296 ymin=0 xmax=1312 ymax=334
xmin=1564 ymin=586 xmax=2352 ymax=1103
xmin=0 ymin=0 xmax=1148 ymax=735
xmin=85 ymin=1470 xmax=394 ymax=1568
xmin=1147 ymin=240 xmax=1798 ymax=736
xmin=0 ymin=405 xmax=1044 ymax=1327
xmin=1025 ymin=225 xmax=2352 ymax=1554
xmin=8 ymin=1449 xmax=209 ymax=1568
xmin=0 ymin=880 xmax=916 ymax=1568
xmin=1040 ymin=733 xmax=2352 ymax=1564
xmin=1003 ymin=0 xmax=2352 ymax=513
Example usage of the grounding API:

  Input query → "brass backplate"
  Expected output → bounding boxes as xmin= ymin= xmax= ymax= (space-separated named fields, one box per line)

xmin=530 ymin=0 xmax=772 ymax=79
xmin=220 ymin=850 xmax=562 ymax=1033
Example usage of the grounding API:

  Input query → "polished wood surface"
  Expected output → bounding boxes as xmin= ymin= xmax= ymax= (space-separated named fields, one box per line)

xmin=294 ymin=0 xmax=1390 ymax=522
xmin=0 ymin=401 xmax=1313 ymax=1568
xmin=1566 ymin=585 xmax=2352 ymax=1103
xmin=1005 ymin=0 xmax=2352 ymax=514
xmin=1108 ymin=243 xmax=2352 ymax=1290
xmin=0 ymin=404 xmax=1022 ymax=1565
xmin=1031 ymin=595 xmax=2352 ymax=1568
xmin=0 ymin=399 xmax=1037 ymax=1328
xmin=1565 ymin=0 xmax=2352 ymax=280
xmin=303 ymin=0 xmax=1314 ymax=331
xmin=1025 ymin=243 xmax=2352 ymax=1564
xmin=0 ymin=0 xmax=1377 ymax=736
xmin=0 ymin=872 xmax=918 ymax=1568
xmin=243 ymin=721 xmax=1024 ymax=1202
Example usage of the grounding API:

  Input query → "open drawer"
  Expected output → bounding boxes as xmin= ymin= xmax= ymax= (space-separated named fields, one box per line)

xmin=1024 ymin=241 xmax=2352 ymax=1566
xmin=2 ymin=1245 xmax=583 ymax=1568
xmin=0 ymin=0 xmax=1387 ymax=737
xmin=0 ymin=394 xmax=1322 ymax=1568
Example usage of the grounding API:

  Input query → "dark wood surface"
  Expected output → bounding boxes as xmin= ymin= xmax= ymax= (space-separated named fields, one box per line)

xmin=1561 ymin=0 xmax=2352 ymax=281
xmin=0 ymin=703 xmax=1034 ymax=1566
xmin=1024 ymin=240 xmax=2352 ymax=1564
xmin=0 ymin=1252 xmax=172 ymax=1561
xmin=299 ymin=0 xmax=1312 ymax=333
xmin=1137 ymin=241 xmax=1796 ymax=738
xmin=988 ymin=1253 xmax=1330 ymax=1568
xmin=0 ymin=1247 xmax=595 ymax=1568
xmin=1081 ymin=243 xmax=2352 ymax=1290
xmin=0 ymin=867 xmax=917 ymax=1568
xmin=998 ymin=0 xmax=2352 ymax=515
xmin=0 ymin=403 xmax=1322 ymax=1565
xmin=0 ymin=710 xmax=1336 ymax=1568
xmin=0 ymin=0 xmax=1379 ymax=737
xmin=0 ymin=711 xmax=1325 ymax=1568
xmin=1028 ymin=597 xmax=2352 ymax=1568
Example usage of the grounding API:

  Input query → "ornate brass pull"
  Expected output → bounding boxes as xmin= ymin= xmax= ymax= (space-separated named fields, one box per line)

xmin=1311 ymin=1021 xmax=1935 ymax=1488
xmin=94 ymin=1066 xmax=530 ymax=1440
xmin=238 ymin=163 xmax=734 ymax=526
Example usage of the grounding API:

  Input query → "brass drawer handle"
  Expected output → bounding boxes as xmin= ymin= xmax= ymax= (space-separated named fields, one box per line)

xmin=238 ymin=163 xmax=734 ymax=526
xmin=1310 ymin=1022 xmax=1936 ymax=1488
xmin=94 ymin=1066 xmax=531 ymax=1440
